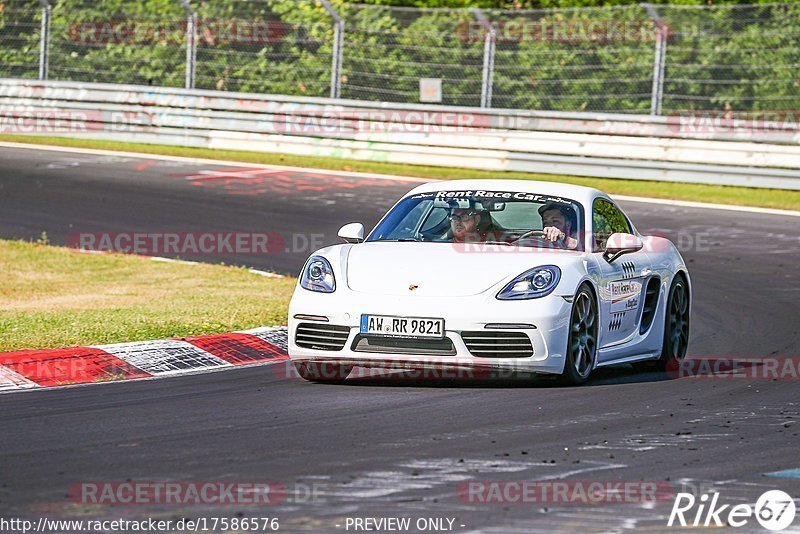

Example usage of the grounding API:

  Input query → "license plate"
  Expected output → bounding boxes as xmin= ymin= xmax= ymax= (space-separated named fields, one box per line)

xmin=360 ymin=314 xmax=445 ymax=339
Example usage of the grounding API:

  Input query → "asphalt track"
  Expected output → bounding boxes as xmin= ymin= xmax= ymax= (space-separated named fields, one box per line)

xmin=1 ymin=145 xmax=800 ymax=532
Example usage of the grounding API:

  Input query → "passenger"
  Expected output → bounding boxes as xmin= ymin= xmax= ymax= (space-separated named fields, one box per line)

xmin=449 ymin=208 xmax=502 ymax=243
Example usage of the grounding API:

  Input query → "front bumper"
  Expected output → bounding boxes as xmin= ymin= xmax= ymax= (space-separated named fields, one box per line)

xmin=288 ymin=287 xmax=572 ymax=376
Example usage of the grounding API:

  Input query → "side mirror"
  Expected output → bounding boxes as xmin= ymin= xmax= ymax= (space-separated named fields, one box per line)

xmin=338 ymin=222 xmax=364 ymax=244
xmin=603 ymin=232 xmax=643 ymax=263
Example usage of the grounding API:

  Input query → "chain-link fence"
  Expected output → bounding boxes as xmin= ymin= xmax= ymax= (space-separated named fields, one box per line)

xmin=1 ymin=0 xmax=798 ymax=115
xmin=659 ymin=2 xmax=800 ymax=115
xmin=193 ymin=0 xmax=335 ymax=95
xmin=337 ymin=4 xmax=484 ymax=107
xmin=484 ymin=4 xmax=659 ymax=112
xmin=0 ymin=1 xmax=42 ymax=80
xmin=49 ymin=0 xmax=187 ymax=87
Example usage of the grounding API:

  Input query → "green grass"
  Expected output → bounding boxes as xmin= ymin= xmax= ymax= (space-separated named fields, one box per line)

xmin=2 ymin=134 xmax=799 ymax=212
xmin=0 ymin=239 xmax=295 ymax=352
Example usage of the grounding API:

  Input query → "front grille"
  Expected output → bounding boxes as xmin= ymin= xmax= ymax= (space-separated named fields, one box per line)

xmin=461 ymin=331 xmax=534 ymax=358
xmin=294 ymin=323 xmax=350 ymax=351
xmin=351 ymin=335 xmax=456 ymax=356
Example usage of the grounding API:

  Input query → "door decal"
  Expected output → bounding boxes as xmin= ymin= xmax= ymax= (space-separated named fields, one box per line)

xmin=620 ymin=261 xmax=637 ymax=279
xmin=609 ymin=312 xmax=626 ymax=331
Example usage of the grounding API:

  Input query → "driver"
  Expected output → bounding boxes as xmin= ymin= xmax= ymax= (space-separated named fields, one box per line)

xmin=449 ymin=207 xmax=501 ymax=243
xmin=539 ymin=203 xmax=579 ymax=249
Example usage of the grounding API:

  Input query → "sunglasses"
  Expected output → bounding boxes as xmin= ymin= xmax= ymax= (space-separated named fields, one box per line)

xmin=449 ymin=212 xmax=478 ymax=222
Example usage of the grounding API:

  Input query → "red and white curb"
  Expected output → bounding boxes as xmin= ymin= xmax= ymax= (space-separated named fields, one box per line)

xmin=0 ymin=327 xmax=289 ymax=393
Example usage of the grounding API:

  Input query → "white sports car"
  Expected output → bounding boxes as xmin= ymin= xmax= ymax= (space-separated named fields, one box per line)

xmin=288 ymin=179 xmax=691 ymax=385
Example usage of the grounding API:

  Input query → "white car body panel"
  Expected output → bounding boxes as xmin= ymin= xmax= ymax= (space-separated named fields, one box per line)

xmin=288 ymin=179 xmax=691 ymax=378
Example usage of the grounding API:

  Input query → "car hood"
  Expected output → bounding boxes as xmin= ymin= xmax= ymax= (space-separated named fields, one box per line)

xmin=345 ymin=242 xmax=578 ymax=297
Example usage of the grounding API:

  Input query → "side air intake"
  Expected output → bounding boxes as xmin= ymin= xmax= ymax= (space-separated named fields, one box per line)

xmin=639 ymin=277 xmax=661 ymax=335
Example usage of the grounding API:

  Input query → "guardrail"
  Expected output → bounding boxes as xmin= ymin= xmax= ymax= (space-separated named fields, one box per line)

xmin=1 ymin=79 xmax=799 ymax=190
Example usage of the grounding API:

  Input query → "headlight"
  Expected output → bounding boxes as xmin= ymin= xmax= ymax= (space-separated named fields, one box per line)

xmin=497 ymin=265 xmax=561 ymax=300
xmin=300 ymin=255 xmax=336 ymax=293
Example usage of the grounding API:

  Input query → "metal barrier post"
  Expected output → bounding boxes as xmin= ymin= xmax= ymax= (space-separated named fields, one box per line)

xmin=320 ymin=0 xmax=344 ymax=99
xmin=180 ymin=0 xmax=197 ymax=90
xmin=643 ymin=3 xmax=667 ymax=115
xmin=38 ymin=0 xmax=51 ymax=81
xmin=472 ymin=8 xmax=495 ymax=109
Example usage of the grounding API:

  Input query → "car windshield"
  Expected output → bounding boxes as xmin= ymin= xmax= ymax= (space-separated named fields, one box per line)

xmin=367 ymin=190 xmax=584 ymax=251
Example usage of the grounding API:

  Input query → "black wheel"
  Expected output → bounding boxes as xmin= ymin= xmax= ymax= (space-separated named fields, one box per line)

xmin=560 ymin=285 xmax=598 ymax=385
xmin=655 ymin=275 xmax=690 ymax=372
xmin=294 ymin=361 xmax=353 ymax=384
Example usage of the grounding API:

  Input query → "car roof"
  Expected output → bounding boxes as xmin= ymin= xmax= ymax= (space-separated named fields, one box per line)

xmin=405 ymin=179 xmax=608 ymax=206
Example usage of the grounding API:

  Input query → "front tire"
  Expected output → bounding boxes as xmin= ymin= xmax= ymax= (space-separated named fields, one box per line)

xmin=655 ymin=275 xmax=690 ymax=372
xmin=294 ymin=361 xmax=353 ymax=384
xmin=560 ymin=284 xmax=598 ymax=385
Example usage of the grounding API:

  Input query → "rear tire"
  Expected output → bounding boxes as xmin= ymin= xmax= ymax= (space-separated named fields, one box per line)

xmin=294 ymin=362 xmax=353 ymax=384
xmin=560 ymin=284 xmax=598 ymax=385
xmin=654 ymin=275 xmax=690 ymax=372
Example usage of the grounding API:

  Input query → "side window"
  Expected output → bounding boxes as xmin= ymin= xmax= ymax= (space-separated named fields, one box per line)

xmin=592 ymin=199 xmax=631 ymax=251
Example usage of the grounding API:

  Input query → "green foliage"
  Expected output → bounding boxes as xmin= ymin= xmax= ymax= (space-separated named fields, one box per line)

xmin=46 ymin=0 xmax=187 ymax=86
xmin=346 ymin=0 xmax=800 ymax=7
xmin=338 ymin=3 xmax=484 ymax=105
xmin=193 ymin=0 xmax=334 ymax=94
xmin=660 ymin=2 xmax=800 ymax=112
xmin=0 ymin=0 xmax=797 ymax=112
xmin=0 ymin=238 xmax=293 ymax=351
xmin=489 ymin=5 xmax=654 ymax=111
xmin=0 ymin=0 xmax=41 ymax=79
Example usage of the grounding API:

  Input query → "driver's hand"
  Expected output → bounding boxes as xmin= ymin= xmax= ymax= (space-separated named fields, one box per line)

xmin=543 ymin=226 xmax=565 ymax=243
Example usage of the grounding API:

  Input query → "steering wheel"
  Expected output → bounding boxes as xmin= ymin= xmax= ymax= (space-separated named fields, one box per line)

xmin=511 ymin=229 xmax=563 ymax=247
xmin=514 ymin=230 xmax=548 ymax=241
